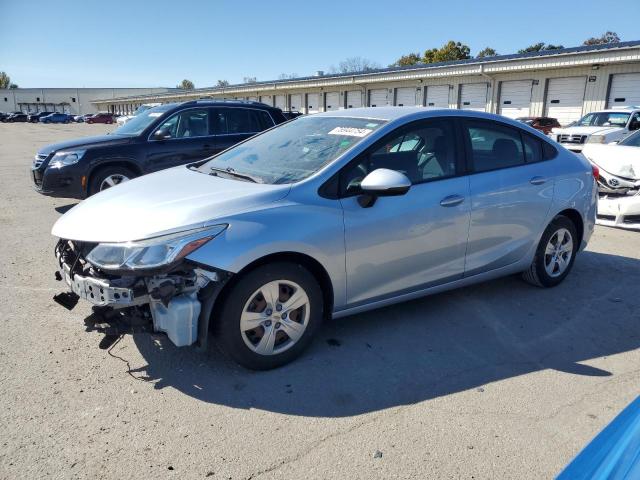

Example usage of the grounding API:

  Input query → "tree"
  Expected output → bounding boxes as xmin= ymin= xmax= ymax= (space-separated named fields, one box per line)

xmin=518 ymin=43 xmax=564 ymax=54
xmin=583 ymin=31 xmax=620 ymax=45
xmin=423 ymin=41 xmax=471 ymax=64
xmin=476 ymin=47 xmax=498 ymax=58
xmin=9 ymin=83 xmax=18 ymax=89
xmin=391 ymin=52 xmax=422 ymax=67
xmin=330 ymin=57 xmax=380 ymax=74
xmin=0 ymin=72 xmax=11 ymax=89
xmin=177 ymin=79 xmax=195 ymax=90
xmin=216 ymin=79 xmax=229 ymax=87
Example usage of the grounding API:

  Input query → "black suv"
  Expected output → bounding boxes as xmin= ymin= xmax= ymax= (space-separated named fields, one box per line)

xmin=31 ymin=100 xmax=287 ymax=199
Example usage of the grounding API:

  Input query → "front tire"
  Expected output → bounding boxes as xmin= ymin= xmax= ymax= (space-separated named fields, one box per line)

xmin=522 ymin=215 xmax=578 ymax=288
xmin=215 ymin=262 xmax=323 ymax=370
xmin=88 ymin=165 xmax=136 ymax=195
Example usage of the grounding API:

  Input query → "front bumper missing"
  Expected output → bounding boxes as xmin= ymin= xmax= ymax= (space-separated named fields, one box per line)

xmin=53 ymin=239 xmax=231 ymax=348
xmin=60 ymin=263 xmax=144 ymax=307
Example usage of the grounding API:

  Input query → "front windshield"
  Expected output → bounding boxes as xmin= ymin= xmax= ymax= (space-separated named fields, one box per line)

xmin=112 ymin=105 xmax=173 ymax=136
xmin=576 ymin=112 xmax=630 ymax=127
xmin=620 ymin=130 xmax=640 ymax=147
xmin=196 ymin=116 xmax=386 ymax=184
xmin=132 ymin=104 xmax=153 ymax=116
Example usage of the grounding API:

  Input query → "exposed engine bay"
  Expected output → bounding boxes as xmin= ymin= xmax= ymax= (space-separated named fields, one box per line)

xmin=53 ymin=239 xmax=230 ymax=348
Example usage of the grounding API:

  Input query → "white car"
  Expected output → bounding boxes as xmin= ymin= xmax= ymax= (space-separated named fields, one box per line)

xmin=552 ymin=107 xmax=640 ymax=152
xmin=583 ymin=130 xmax=640 ymax=230
xmin=116 ymin=103 xmax=162 ymax=126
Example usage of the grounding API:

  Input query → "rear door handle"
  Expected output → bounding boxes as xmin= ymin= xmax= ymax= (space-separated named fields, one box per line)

xmin=530 ymin=176 xmax=547 ymax=185
xmin=440 ymin=195 xmax=465 ymax=207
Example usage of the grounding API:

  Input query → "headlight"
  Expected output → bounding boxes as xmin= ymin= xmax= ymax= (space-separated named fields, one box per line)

xmin=587 ymin=135 xmax=606 ymax=144
xmin=49 ymin=150 xmax=86 ymax=168
xmin=85 ymin=224 xmax=227 ymax=271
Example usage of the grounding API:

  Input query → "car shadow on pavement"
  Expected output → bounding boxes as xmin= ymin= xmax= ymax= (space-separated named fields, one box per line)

xmin=127 ymin=250 xmax=640 ymax=417
xmin=54 ymin=203 xmax=77 ymax=214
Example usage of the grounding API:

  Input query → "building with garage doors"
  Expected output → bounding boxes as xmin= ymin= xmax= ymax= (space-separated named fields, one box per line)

xmin=0 ymin=87 xmax=180 ymax=115
xmin=92 ymin=41 xmax=640 ymax=126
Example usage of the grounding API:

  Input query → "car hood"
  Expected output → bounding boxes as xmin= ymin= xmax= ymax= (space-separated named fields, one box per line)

xmin=52 ymin=166 xmax=291 ymax=243
xmin=552 ymin=126 xmax=623 ymax=136
xmin=37 ymin=134 xmax=132 ymax=155
xmin=582 ymin=144 xmax=640 ymax=180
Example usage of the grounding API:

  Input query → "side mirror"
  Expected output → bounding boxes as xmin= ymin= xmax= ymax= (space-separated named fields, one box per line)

xmin=358 ymin=168 xmax=411 ymax=207
xmin=152 ymin=128 xmax=171 ymax=140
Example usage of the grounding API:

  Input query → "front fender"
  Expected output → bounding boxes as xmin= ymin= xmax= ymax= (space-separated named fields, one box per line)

xmin=185 ymin=200 xmax=347 ymax=309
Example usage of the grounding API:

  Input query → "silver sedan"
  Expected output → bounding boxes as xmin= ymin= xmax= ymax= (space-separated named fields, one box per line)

xmin=52 ymin=107 xmax=597 ymax=369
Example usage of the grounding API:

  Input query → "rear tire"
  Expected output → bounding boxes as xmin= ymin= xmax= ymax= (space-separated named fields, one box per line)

xmin=522 ymin=215 xmax=578 ymax=288
xmin=88 ymin=165 xmax=136 ymax=196
xmin=215 ymin=262 xmax=323 ymax=370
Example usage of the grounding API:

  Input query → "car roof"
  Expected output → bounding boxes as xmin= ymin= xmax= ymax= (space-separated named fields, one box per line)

xmin=313 ymin=106 xmax=532 ymax=125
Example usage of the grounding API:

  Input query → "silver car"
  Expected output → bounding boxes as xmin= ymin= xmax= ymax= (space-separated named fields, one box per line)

xmin=52 ymin=108 xmax=597 ymax=369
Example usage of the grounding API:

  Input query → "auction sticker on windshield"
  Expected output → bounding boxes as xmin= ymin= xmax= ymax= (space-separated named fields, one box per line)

xmin=328 ymin=127 xmax=373 ymax=137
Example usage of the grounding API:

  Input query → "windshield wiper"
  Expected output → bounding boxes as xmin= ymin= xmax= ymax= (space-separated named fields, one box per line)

xmin=209 ymin=166 xmax=263 ymax=184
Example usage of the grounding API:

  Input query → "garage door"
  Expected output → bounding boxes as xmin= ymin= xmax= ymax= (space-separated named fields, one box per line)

xmin=260 ymin=95 xmax=273 ymax=106
xmin=459 ymin=83 xmax=489 ymax=111
xmin=306 ymin=93 xmax=320 ymax=113
xmin=607 ymin=73 xmax=640 ymax=108
xmin=325 ymin=92 xmax=340 ymax=110
xmin=499 ymin=80 xmax=533 ymax=118
xmin=248 ymin=96 xmax=258 ymax=102
xmin=290 ymin=94 xmax=303 ymax=112
xmin=369 ymin=88 xmax=388 ymax=107
xmin=545 ymin=77 xmax=586 ymax=126
xmin=395 ymin=87 xmax=416 ymax=106
xmin=424 ymin=85 xmax=450 ymax=108
xmin=346 ymin=90 xmax=362 ymax=109
xmin=275 ymin=95 xmax=285 ymax=110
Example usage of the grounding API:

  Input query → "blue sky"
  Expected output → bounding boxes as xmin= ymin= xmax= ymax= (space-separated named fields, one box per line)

xmin=1 ymin=0 xmax=639 ymax=88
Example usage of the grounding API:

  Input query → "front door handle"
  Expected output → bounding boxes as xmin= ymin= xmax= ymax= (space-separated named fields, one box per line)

xmin=440 ymin=195 xmax=464 ymax=207
xmin=530 ymin=176 xmax=547 ymax=185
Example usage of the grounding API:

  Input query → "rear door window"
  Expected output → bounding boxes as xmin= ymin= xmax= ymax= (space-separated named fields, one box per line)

xmin=463 ymin=120 xmax=526 ymax=172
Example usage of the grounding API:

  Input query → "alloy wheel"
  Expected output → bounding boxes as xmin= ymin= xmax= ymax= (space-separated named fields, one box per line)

xmin=544 ymin=228 xmax=573 ymax=278
xmin=240 ymin=279 xmax=310 ymax=355
xmin=99 ymin=174 xmax=130 ymax=191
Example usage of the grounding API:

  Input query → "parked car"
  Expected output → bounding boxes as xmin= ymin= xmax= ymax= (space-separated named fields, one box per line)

xmin=31 ymin=100 xmax=287 ymax=199
xmin=0 ymin=112 xmax=7 ymax=122
xmin=50 ymin=107 xmax=597 ymax=369
xmin=117 ymin=103 xmax=162 ymax=126
xmin=583 ymin=130 xmax=640 ymax=230
xmin=557 ymin=395 xmax=640 ymax=479
xmin=28 ymin=111 xmax=55 ymax=123
xmin=515 ymin=116 xmax=560 ymax=134
xmin=72 ymin=114 xmax=86 ymax=123
xmin=551 ymin=106 xmax=640 ymax=152
xmin=5 ymin=112 xmax=28 ymax=122
xmin=40 ymin=113 xmax=72 ymax=124
xmin=85 ymin=112 xmax=117 ymax=124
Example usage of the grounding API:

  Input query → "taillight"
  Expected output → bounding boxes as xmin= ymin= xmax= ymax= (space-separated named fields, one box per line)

xmin=591 ymin=164 xmax=599 ymax=180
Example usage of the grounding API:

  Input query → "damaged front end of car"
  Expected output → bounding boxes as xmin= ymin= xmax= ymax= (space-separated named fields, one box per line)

xmin=595 ymin=167 xmax=640 ymax=230
xmin=52 ymin=225 xmax=232 ymax=349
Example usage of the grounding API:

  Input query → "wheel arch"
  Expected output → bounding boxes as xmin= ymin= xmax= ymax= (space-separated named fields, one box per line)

xmin=556 ymin=208 xmax=584 ymax=248
xmin=208 ymin=251 xmax=335 ymax=333
xmin=86 ymin=160 xmax=142 ymax=193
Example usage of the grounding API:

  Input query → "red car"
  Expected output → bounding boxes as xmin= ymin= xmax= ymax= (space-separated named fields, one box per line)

xmin=515 ymin=116 xmax=561 ymax=134
xmin=86 ymin=113 xmax=117 ymax=124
